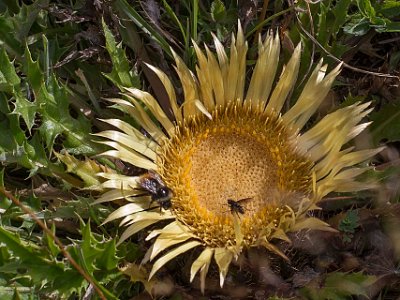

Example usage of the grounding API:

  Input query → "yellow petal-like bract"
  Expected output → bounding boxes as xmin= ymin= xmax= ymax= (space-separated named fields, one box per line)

xmin=97 ymin=24 xmax=382 ymax=292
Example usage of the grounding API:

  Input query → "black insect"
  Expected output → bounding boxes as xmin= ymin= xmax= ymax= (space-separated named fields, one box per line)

xmin=138 ymin=170 xmax=173 ymax=210
xmin=227 ymin=197 xmax=252 ymax=215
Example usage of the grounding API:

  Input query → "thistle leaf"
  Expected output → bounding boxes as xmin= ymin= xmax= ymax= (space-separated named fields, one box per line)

xmin=370 ymin=103 xmax=400 ymax=143
xmin=0 ymin=48 xmax=20 ymax=92
xmin=102 ymin=19 xmax=140 ymax=89
xmin=55 ymin=152 xmax=106 ymax=187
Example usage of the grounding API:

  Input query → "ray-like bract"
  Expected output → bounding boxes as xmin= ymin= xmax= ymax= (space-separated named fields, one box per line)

xmin=96 ymin=23 xmax=382 ymax=293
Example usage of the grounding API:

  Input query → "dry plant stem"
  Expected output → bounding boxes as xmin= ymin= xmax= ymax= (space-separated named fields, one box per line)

xmin=255 ymin=0 xmax=270 ymax=40
xmin=292 ymin=4 xmax=399 ymax=80
xmin=321 ymin=196 xmax=355 ymax=201
xmin=375 ymin=158 xmax=400 ymax=171
xmin=0 ymin=187 xmax=106 ymax=300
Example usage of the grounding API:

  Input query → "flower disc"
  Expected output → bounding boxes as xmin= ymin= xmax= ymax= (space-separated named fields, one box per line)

xmin=95 ymin=25 xmax=383 ymax=291
xmin=158 ymin=102 xmax=313 ymax=247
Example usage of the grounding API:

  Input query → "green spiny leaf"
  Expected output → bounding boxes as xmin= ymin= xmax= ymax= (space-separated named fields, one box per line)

xmin=49 ymin=269 xmax=86 ymax=296
xmin=24 ymin=46 xmax=42 ymax=93
xmin=316 ymin=1 xmax=329 ymax=48
xmin=0 ymin=245 xmax=11 ymax=265
xmin=332 ymin=0 xmax=352 ymax=35
xmin=0 ymin=227 xmax=32 ymax=257
xmin=55 ymin=152 xmax=107 ymax=187
xmin=96 ymin=239 xmax=118 ymax=271
xmin=75 ymin=219 xmax=119 ymax=273
xmin=0 ymin=94 xmax=34 ymax=169
xmin=0 ymin=14 xmax=23 ymax=56
xmin=11 ymin=0 xmax=49 ymax=44
xmin=24 ymin=46 xmax=96 ymax=152
xmin=370 ymin=103 xmax=400 ymax=143
xmin=343 ymin=16 xmax=371 ymax=36
xmin=339 ymin=210 xmax=360 ymax=234
xmin=325 ymin=272 xmax=376 ymax=297
xmin=357 ymin=0 xmax=376 ymax=19
xmin=36 ymin=78 xmax=66 ymax=149
xmin=24 ymin=133 xmax=49 ymax=177
xmin=102 ymin=19 xmax=140 ymax=89
xmin=0 ymin=228 xmax=55 ymax=279
xmin=0 ymin=48 xmax=20 ymax=92
xmin=11 ymin=91 xmax=36 ymax=132
xmin=0 ymin=227 xmax=90 ymax=297
xmin=211 ymin=0 xmax=226 ymax=22
xmin=43 ymin=224 xmax=60 ymax=258
xmin=378 ymin=0 xmax=400 ymax=18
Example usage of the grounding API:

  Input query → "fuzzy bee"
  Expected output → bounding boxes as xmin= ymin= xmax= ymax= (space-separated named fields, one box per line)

xmin=138 ymin=170 xmax=173 ymax=210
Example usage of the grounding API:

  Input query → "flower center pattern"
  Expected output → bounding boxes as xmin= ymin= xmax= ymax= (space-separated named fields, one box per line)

xmin=158 ymin=102 xmax=314 ymax=247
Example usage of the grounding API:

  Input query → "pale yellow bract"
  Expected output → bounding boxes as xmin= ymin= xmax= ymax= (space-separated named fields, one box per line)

xmin=95 ymin=24 xmax=383 ymax=292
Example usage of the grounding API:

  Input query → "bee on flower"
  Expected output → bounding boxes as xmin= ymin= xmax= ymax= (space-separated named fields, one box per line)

xmin=94 ymin=22 xmax=383 ymax=293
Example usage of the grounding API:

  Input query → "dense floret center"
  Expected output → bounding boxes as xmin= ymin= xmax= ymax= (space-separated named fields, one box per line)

xmin=190 ymin=131 xmax=278 ymax=216
xmin=158 ymin=103 xmax=313 ymax=246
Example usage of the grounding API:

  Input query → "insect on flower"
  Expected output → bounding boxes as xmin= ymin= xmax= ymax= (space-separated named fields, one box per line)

xmin=96 ymin=24 xmax=384 ymax=292
xmin=138 ymin=170 xmax=173 ymax=210
xmin=227 ymin=198 xmax=253 ymax=216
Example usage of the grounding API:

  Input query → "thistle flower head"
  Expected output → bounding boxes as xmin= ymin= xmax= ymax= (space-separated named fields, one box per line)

xmin=96 ymin=24 xmax=382 ymax=292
